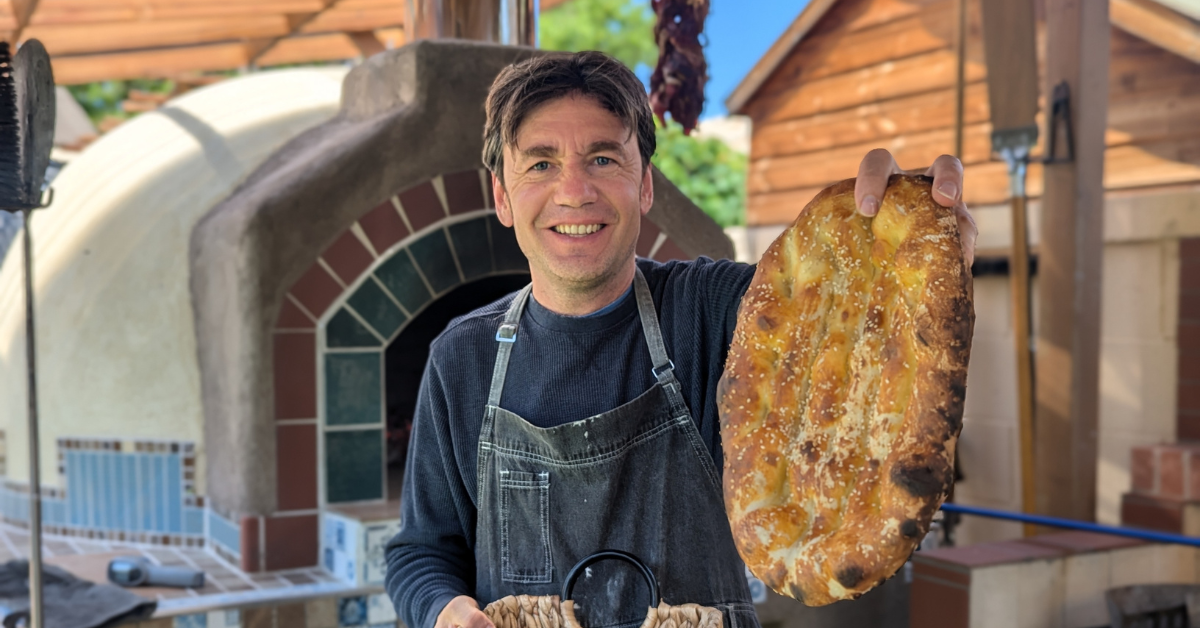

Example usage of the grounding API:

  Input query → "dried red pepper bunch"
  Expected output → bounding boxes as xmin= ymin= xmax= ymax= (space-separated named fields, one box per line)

xmin=649 ymin=0 xmax=709 ymax=135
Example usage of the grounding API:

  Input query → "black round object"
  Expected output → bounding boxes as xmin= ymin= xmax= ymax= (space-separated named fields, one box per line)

xmin=561 ymin=549 xmax=659 ymax=607
xmin=14 ymin=39 xmax=54 ymax=208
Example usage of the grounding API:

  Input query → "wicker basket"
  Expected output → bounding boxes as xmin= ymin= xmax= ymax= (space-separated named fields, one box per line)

xmin=482 ymin=551 xmax=723 ymax=628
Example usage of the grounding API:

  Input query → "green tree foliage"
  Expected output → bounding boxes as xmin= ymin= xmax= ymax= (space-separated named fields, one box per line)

xmin=651 ymin=121 xmax=746 ymax=227
xmin=67 ymin=79 xmax=175 ymax=124
xmin=540 ymin=0 xmax=746 ymax=227
xmin=540 ymin=0 xmax=657 ymax=71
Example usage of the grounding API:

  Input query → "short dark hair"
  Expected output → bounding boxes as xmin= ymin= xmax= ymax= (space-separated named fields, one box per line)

xmin=482 ymin=51 xmax=656 ymax=183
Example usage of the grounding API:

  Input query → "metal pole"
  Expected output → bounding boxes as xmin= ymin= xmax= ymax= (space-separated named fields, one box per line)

xmin=404 ymin=0 xmax=537 ymax=45
xmin=998 ymin=143 xmax=1037 ymax=538
xmin=502 ymin=0 xmax=538 ymax=47
xmin=942 ymin=502 xmax=1200 ymax=549
xmin=23 ymin=208 xmax=44 ymax=628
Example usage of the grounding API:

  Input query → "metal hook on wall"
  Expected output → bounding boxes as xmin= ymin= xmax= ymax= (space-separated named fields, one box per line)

xmin=1044 ymin=81 xmax=1075 ymax=165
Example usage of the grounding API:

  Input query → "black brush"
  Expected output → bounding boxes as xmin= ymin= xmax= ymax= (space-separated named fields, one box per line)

xmin=0 ymin=42 xmax=20 ymax=207
xmin=0 ymin=39 xmax=54 ymax=211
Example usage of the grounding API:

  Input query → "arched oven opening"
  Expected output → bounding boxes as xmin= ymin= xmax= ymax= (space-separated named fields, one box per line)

xmin=385 ymin=272 xmax=532 ymax=499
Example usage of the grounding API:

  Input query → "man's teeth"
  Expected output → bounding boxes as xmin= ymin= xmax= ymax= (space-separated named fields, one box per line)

xmin=554 ymin=224 xmax=602 ymax=235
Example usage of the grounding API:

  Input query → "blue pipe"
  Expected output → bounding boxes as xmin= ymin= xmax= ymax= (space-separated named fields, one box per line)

xmin=940 ymin=502 xmax=1200 ymax=548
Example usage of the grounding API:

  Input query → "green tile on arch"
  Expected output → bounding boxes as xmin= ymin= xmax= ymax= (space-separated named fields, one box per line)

xmin=409 ymin=229 xmax=461 ymax=295
xmin=488 ymin=216 xmax=529 ymax=272
xmin=325 ymin=429 xmax=383 ymax=503
xmin=448 ymin=218 xmax=493 ymax=281
xmin=347 ymin=279 xmax=407 ymax=341
xmin=374 ymin=249 xmax=433 ymax=314
xmin=326 ymin=308 xmax=380 ymax=348
xmin=325 ymin=353 xmax=381 ymax=426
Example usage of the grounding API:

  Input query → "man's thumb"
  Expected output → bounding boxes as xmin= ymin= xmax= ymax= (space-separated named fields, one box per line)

xmin=463 ymin=608 xmax=496 ymax=628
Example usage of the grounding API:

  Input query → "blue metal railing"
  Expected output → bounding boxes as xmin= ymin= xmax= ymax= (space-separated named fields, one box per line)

xmin=941 ymin=502 xmax=1200 ymax=548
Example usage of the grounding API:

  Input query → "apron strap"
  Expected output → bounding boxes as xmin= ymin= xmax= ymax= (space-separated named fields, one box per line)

xmin=633 ymin=268 xmax=676 ymax=384
xmin=486 ymin=283 xmax=533 ymax=408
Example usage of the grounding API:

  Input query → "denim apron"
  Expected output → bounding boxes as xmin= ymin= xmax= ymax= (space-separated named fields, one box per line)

xmin=474 ymin=269 xmax=759 ymax=628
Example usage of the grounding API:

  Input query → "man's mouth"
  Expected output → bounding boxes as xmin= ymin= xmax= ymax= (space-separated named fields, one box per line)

xmin=552 ymin=224 xmax=604 ymax=236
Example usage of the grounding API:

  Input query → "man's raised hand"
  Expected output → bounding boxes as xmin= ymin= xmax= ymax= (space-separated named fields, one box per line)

xmin=853 ymin=149 xmax=978 ymax=268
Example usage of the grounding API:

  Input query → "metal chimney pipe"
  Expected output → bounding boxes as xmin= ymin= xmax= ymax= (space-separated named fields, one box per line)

xmin=406 ymin=0 xmax=538 ymax=46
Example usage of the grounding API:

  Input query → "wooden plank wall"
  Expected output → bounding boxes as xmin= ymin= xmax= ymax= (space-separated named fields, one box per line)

xmin=741 ymin=0 xmax=1200 ymax=226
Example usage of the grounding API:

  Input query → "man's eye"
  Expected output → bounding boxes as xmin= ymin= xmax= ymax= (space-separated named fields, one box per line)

xmin=531 ymin=161 xmax=550 ymax=172
xmin=595 ymin=156 xmax=613 ymax=166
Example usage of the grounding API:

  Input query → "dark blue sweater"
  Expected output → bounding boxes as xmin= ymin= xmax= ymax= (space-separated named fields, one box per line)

xmin=385 ymin=257 xmax=756 ymax=628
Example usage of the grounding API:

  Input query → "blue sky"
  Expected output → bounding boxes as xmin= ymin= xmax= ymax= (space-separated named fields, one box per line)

xmin=701 ymin=0 xmax=810 ymax=118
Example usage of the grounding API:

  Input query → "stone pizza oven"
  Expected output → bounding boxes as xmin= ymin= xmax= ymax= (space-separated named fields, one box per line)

xmin=188 ymin=39 xmax=733 ymax=576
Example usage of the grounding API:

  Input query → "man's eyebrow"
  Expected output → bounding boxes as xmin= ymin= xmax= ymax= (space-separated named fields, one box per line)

xmin=587 ymin=140 xmax=625 ymax=155
xmin=517 ymin=145 xmax=559 ymax=160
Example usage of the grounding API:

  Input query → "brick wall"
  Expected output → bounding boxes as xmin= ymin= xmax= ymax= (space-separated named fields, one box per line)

xmin=1123 ymin=443 xmax=1200 ymax=533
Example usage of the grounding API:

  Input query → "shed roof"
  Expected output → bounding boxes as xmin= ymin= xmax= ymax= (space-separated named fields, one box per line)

xmin=726 ymin=0 xmax=1200 ymax=114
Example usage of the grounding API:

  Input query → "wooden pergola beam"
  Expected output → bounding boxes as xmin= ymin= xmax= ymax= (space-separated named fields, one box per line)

xmin=30 ymin=2 xmax=328 ymax=25
xmin=24 ymin=16 xmax=291 ymax=55
xmin=10 ymin=0 xmax=38 ymax=41
xmin=301 ymin=7 xmax=404 ymax=34
xmin=346 ymin=30 xmax=385 ymax=57
xmin=247 ymin=0 xmax=339 ymax=67
xmin=9 ymin=0 xmax=558 ymax=82
xmin=1111 ymin=0 xmax=1200 ymax=64
xmin=51 ymin=40 xmax=251 ymax=84
xmin=20 ymin=5 xmax=402 ymax=58
xmin=49 ymin=30 xmax=380 ymax=84
xmin=258 ymin=32 xmax=360 ymax=66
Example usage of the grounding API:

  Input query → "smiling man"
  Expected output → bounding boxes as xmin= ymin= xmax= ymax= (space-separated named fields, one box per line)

xmin=385 ymin=51 xmax=976 ymax=628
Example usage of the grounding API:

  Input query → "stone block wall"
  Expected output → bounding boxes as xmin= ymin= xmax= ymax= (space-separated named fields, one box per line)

xmin=1117 ymin=237 xmax=1200 ymax=532
xmin=911 ymin=532 xmax=1200 ymax=628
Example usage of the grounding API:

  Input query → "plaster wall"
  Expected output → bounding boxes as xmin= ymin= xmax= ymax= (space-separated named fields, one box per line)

xmin=0 ymin=68 xmax=347 ymax=492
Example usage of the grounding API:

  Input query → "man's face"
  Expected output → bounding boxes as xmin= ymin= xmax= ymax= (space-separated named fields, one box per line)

xmin=493 ymin=94 xmax=653 ymax=299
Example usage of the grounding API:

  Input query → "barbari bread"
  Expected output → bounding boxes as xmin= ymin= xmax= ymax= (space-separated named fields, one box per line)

xmin=718 ymin=175 xmax=974 ymax=605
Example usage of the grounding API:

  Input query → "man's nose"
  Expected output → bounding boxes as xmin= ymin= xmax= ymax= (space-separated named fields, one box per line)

xmin=553 ymin=164 xmax=598 ymax=208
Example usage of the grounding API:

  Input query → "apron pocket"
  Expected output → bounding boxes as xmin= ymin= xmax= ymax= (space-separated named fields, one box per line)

xmin=499 ymin=469 xmax=553 ymax=584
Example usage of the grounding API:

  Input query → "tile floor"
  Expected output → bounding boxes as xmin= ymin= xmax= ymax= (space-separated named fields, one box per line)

xmin=1 ymin=521 xmax=408 ymax=627
xmin=0 ymin=521 xmax=345 ymax=601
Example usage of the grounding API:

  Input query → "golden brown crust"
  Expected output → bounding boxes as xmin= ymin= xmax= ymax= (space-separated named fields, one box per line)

xmin=718 ymin=175 xmax=974 ymax=605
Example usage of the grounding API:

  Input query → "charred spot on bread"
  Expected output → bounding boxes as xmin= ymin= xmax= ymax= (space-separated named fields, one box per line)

xmin=891 ymin=460 xmax=947 ymax=498
xmin=900 ymin=519 xmax=921 ymax=539
xmin=836 ymin=565 xmax=865 ymax=588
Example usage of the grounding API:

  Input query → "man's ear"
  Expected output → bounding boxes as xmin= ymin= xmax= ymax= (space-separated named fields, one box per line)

xmin=640 ymin=165 xmax=654 ymax=216
xmin=492 ymin=172 xmax=514 ymax=227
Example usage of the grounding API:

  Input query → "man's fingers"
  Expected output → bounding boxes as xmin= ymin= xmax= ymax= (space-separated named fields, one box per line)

xmin=954 ymin=202 xmax=977 ymax=269
xmin=461 ymin=610 xmax=495 ymax=628
xmin=855 ymin=148 xmax=901 ymax=217
xmin=436 ymin=596 xmax=493 ymax=628
xmin=925 ymin=155 xmax=965 ymax=208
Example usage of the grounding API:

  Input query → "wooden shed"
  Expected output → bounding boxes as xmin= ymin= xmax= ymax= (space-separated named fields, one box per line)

xmin=727 ymin=0 xmax=1200 ymax=543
